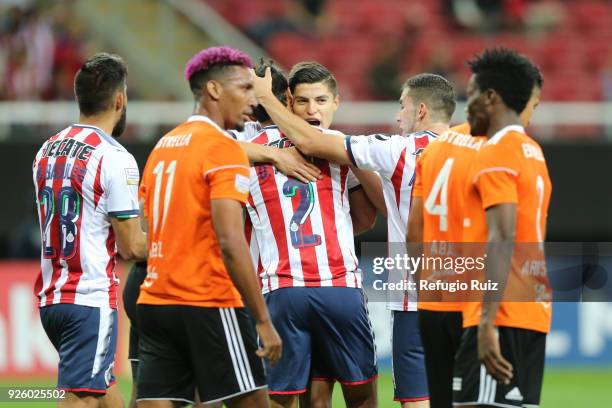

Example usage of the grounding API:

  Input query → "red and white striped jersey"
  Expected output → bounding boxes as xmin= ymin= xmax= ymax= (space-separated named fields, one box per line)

xmin=246 ymin=125 xmax=361 ymax=294
xmin=228 ymin=121 xmax=262 ymax=141
xmin=345 ymin=131 xmax=436 ymax=311
xmin=32 ymin=124 xmax=140 ymax=309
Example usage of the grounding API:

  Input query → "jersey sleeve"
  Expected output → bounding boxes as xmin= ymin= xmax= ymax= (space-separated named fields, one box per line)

xmin=103 ymin=150 xmax=141 ymax=218
xmin=203 ymin=136 xmax=251 ymax=204
xmin=344 ymin=134 xmax=403 ymax=177
xmin=412 ymin=155 xmax=424 ymax=198
xmin=472 ymin=140 xmax=521 ymax=210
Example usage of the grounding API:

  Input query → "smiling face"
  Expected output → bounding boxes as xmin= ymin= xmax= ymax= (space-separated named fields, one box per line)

xmin=217 ymin=66 xmax=257 ymax=131
xmin=290 ymin=81 xmax=339 ymax=129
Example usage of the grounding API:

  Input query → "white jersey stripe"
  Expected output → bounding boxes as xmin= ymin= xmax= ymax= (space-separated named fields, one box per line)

xmin=91 ymin=307 xmax=113 ymax=378
xmin=309 ymin=180 xmax=331 ymax=286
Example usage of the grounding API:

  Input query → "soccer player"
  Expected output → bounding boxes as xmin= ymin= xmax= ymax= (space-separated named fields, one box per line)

xmin=32 ymin=53 xmax=147 ymax=407
xmin=122 ymin=63 xmax=317 ymax=408
xmin=453 ymin=48 xmax=552 ymax=407
xmin=254 ymin=68 xmax=457 ymax=407
xmin=408 ymin=58 xmax=544 ymax=408
xmin=408 ymin=118 xmax=484 ymax=408
xmin=136 ymin=46 xmax=282 ymax=407
xmin=245 ymin=61 xmax=378 ymax=408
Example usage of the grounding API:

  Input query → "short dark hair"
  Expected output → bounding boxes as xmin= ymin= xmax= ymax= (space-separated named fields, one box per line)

xmin=467 ymin=48 xmax=540 ymax=114
xmin=402 ymin=73 xmax=456 ymax=122
xmin=288 ymin=61 xmax=337 ymax=96
xmin=74 ymin=53 xmax=127 ymax=116
xmin=185 ymin=46 xmax=253 ymax=101
xmin=532 ymin=64 xmax=544 ymax=90
xmin=252 ymin=59 xmax=288 ymax=123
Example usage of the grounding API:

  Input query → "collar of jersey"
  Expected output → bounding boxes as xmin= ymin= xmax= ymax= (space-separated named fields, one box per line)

xmin=187 ymin=114 xmax=230 ymax=136
xmin=72 ymin=124 xmax=126 ymax=150
xmin=413 ymin=130 xmax=438 ymax=138
xmin=488 ymin=124 xmax=525 ymax=145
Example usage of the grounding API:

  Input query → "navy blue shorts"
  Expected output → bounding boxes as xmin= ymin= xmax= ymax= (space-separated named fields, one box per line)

xmin=40 ymin=304 xmax=118 ymax=394
xmin=391 ymin=311 xmax=429 ymax=402
xmin=264 ymin=287 xmax=378 ymax=394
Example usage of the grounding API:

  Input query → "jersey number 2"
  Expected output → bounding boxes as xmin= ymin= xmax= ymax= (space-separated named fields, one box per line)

xmin=282 ymin=179 xmax=321 ymax=248
xmin=424 ymin=158 xmax=454 ymax=232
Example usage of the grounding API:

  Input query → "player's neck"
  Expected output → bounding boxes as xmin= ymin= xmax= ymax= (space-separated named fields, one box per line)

xmin=77 ymin=113 xmax=116 ymax=135
xmin=193 ymin=102 xmax=225 ymax=130
xmin=485 ymin=111 xmax=521 ymax=139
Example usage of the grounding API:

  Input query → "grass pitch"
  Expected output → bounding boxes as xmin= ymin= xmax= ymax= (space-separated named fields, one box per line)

xmin=0 ymin=368 xmax=610 ymax=407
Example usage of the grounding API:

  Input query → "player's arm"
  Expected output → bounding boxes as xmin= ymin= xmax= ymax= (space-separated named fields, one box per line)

xmin=407 ymin=161 xmax=424 ymax=281
xmin=407 ymin=197 xmax=424 ymax=243
xmin=480 ymin=203 xmax=516 ymax=384
xmin=252 ymin=68 xmax=350 ymax=164
xmin=407 ymin=159 xmax=424 ymax=243
xmin=110 ymin=217 xmax=147 ymax=261
xmin=211 ymin=198 xmax=281 ymax=363
xmin=349 ymin=187 xmax=377 ymax=235
xmin=106 ymin=151 xmax=147 ymax=261
xmin=238 ymin=141 xmax=321 ymax=183
xmin=350 ymin=166 xmax=387 ymax=216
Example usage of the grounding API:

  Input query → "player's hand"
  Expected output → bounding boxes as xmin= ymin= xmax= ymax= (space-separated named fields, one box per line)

xmin=255 ymin=320 xmax=282 ymax=364
xmin=275 ymin=147 xmax=322 ymax=183
xmin=251 ymin=67 xmax=273 ymax=101
xmin=478 ymin=324 xmax=513 ymax=384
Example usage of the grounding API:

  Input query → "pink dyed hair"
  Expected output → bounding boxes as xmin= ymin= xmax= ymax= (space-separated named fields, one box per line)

xmin=184 ymin=46 xmax=253 ymax=81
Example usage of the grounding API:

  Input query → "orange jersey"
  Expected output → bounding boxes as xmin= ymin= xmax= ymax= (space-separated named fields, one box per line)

xmin=462 ymin=125 xmax=552 ymax=333
xmin=413 ymin=129 xmax=484 ymax=312
xmin=451 ymin=122 xmax=471 ymax=135
xmin=137 ymin=115 xmax=251 ymax=308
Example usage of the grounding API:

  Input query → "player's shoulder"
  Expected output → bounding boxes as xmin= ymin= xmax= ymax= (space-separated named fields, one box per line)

xmin=450 ymin=122 xmax=471 ymax=135
xmin=486 ymin=125 xmax=530 ymax=146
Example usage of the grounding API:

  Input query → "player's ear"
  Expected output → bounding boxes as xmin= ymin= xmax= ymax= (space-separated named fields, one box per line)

xmin=418 ymin=103 xmax=428 ymax=120
xmin=284 ymin=89 xmax=292 ymax=108
xmin=332 ymin=93 xmax=340 ymax=112
xmin=484 ymin=89 xmax=497 ymax=106
xmin=114 ymin=89 xmax=125 ymax=113
xmin=206 ymin=80 xmax=222 ymax=101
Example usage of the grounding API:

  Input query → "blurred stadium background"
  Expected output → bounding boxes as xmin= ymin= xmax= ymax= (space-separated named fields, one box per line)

xmin=1 ymin=0 xmax=611 ymax=406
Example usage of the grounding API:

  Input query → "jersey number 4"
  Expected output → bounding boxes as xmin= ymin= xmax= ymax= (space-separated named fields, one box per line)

xmin=424 ymin=158 xmax=454 ymax=232
xmin=38 ymin=186 xmax=81 ymax=259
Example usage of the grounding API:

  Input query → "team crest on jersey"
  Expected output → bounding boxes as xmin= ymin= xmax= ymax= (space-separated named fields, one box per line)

xmin=124 ymin=168 xmax=139 ymax=185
